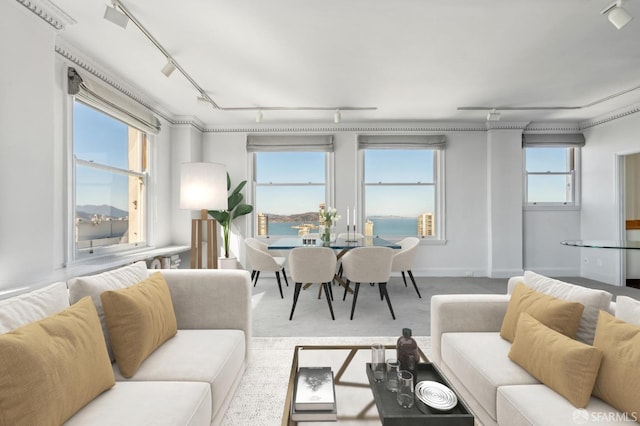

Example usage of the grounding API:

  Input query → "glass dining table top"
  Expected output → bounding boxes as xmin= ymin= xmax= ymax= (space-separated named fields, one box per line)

xmin=561 ymin=240 xmax=640 ymax=250
xmin=267 ymin=236 xmax=401 ymax=250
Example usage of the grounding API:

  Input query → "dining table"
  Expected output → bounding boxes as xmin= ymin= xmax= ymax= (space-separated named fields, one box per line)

xmin=268 ymin=236 xmax=401 ymax=296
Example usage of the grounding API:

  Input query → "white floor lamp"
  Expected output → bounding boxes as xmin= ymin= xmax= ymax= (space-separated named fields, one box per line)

xmin=180 ymin=162 xmax=228 ymax=269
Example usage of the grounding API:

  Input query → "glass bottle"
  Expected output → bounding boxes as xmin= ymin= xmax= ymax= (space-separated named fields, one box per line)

xmin=397 ymin=328 xmax=419 ymax=383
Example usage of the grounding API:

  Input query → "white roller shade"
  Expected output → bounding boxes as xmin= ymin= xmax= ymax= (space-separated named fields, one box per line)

xmin=357 ymin=134 xmax=446 ymax=149
xmin=246 ymin=135 xmax=334 ymax=152
xmin=522 ymin=133 xmax=585 ymax=147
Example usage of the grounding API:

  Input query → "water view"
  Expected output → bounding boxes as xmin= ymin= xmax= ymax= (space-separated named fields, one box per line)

xmin=265 ymin=217 xmax=419 ymax=237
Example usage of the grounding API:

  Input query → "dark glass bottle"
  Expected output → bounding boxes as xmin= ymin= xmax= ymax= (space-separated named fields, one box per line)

xmin=397 ymin=328 xmax=419 ymax=383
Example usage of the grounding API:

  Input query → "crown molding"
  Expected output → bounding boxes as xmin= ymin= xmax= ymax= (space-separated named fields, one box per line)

xmin=16 ymin=0 xmax=76 ymax=30
xmin=172 ymin=116 xmax=205 ymax=132
xmin=523 ymin=122 xmax=582 ymax=133
xmin=485 ymin=121 xmax=531 ymax=130
xmin=579 ymin=102 xmax=640 ymax=130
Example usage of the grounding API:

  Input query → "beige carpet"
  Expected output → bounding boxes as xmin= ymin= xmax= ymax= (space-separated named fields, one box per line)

xmin=222 ymin=336 xmax=432 ymax=426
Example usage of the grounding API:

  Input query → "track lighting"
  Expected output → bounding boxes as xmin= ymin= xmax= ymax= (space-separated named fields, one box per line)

xmin=256 ymin=110 xmax=263 ymax=123
xmin=486 ymin=109 xmax=501 ymax=121
xmin=161 ymin=59 xmax=176 ymax=77
xmin=334 ymin=109 xmax=341 ymax=123
xmin=103 ymin=1 xmax=129 ymax=29
xmin=602 ymin=0 xmax=633 ymax=29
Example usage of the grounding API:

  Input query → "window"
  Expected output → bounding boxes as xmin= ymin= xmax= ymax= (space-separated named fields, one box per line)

xmin=72 ymin=101 xmax=148 ymax=258
xmin=359 ymin=135 xmax=445 ymax=240
xmin=522 ymin=133 xmax=584 ymax=207
xmin=248 ymin=135 xmax=333 ymax=237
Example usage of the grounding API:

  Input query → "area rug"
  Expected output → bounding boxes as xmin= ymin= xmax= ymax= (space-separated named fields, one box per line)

xmin=221 ymin=336 xmax=432 ymax=426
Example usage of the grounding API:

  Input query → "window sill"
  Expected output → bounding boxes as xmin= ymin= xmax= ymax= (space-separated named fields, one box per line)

xmin=524 ymin=205 xmax=580 ymax=212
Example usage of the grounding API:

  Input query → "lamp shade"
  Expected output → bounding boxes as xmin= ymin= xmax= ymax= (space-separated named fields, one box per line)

xmin=180 ymin=162 xmax=228 ymax=210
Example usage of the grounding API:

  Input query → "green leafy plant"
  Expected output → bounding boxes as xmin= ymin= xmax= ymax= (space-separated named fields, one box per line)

xmin=208 ymin=173 xmax=253 ymax=258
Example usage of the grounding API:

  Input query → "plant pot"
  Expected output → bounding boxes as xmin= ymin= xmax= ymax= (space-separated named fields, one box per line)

xmin=218 ymin=257 xmax=237 ymax=269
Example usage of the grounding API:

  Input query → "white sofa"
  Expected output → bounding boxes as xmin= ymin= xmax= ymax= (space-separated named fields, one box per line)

xmin=431 ymin=271 xmax=638 ymax=426
xmin=0 ymin=262 xmax=251 ymax=426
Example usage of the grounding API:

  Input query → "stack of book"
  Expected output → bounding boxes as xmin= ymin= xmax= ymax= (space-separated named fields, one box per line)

xmin=291 ymin=366 xmax=337 ymax=422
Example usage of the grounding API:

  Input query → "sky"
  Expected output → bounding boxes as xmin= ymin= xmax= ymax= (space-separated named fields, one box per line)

xmin=74 ymin=100 xmax=570 ymax=216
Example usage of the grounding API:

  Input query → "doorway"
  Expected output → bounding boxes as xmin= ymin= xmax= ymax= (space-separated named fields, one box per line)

xmin=624 ymin=153 xmax=640 ymax=288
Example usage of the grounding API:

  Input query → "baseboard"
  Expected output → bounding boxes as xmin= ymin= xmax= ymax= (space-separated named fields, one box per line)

xmin=521 ymin=266 xmax=581 ymax=277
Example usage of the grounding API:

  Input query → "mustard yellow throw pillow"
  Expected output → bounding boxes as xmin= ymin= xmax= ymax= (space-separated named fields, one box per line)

xmin=0 ymin=297 xmax=115 ymax=426
xmin=500 ymin=282 xmax=585 ymax=342
xmin=101 ymin=271 xmax=177 ymax=378
xmin=509 ymin=313 xmax=602 ymax=408
xmin=592 ymin=311 xmax=640 ymax=419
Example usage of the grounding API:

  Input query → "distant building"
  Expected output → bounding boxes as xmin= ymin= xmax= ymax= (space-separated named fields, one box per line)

xmin=418 ymin=213 xmax=434 ymax=237
xmin=318 ymin=202 xmax=326 ymax=225
xmin=257 ymin=213 xmax=269 ymax=236
xmin=364 ymin=219 xmax=374 ymax=236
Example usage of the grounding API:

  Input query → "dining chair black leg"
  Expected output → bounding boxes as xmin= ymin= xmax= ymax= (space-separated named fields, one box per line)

xmin=378 ymin=283 xmax=384 ymax=301
xmin=407 ymin=270 xmax=421 ymax=298
xmin=379 ymin=282 xmax=396 ymax=320
xmin=251 ymin=270 xmax=256 ymax=281
xmin=289 ymin=282 xmax=303 ymax=320
xmin=253 ymin=271 xmax=260 ymax=287
xmin=401 ymin=271 xmax=408 ymax=287
xmin=327 ymin=282 xmax=334 ymax=301
xmin=275 ymin=271 xmax=284 ymax=299
xmin=350 ymin=283 xmax=361 ymax=320
xmin=343 ymin=279 xmax=351 ymax=301
xmin=282 ymin=268 xmax=289 ymax=286
xmin=323 ymin=282 xmax=335 ymax=320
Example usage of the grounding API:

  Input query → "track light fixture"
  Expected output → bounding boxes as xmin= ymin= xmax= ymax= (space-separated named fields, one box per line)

xmin=103 ymin=0 xmax=129 ymax=29
xmin=602 ymin=0 xmax=634 ymax=29
xmin=486 ymin=109 xmax=501 ymax=121
xmin=256 ymin=110 xmax=263 ymax=123
xmin=161 ymin=59 xmax=176 ymax=77
xmin=334 ymin=109 xmax=341 ymax=123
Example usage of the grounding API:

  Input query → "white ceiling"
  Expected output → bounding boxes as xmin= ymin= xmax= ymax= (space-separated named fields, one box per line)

xmin=49 ymin=0 xmax=640 ymax=126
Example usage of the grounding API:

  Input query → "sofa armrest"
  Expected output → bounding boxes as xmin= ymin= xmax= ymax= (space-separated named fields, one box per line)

xmin=430 ymin=294 xmax=510 ymax=366
xmin=161 ymin=269 xmax=252 ymax=360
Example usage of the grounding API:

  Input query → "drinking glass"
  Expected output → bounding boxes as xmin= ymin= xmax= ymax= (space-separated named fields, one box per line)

xmin=371 ymin=343 xmax=385 ymax=382
xmin=397 ymin=370 xmax=414 ymax=408
xmin=385 ymin=359 xmax=399 ymax=392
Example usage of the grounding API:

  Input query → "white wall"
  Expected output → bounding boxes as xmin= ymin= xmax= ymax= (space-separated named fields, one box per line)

xmin=581 ymin=113 xmax=640 ymax=285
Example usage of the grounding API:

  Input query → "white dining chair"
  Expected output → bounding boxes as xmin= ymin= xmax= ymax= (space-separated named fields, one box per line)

xmin=244 ymin=237 xmax=289 ymax=298
xmin=341 ymin=246 xmax=395 ymax=320
xmin=288 ymin=247 xmax=337 ymax=320
xmin=391 ymin=237 xmax=422 ymax=298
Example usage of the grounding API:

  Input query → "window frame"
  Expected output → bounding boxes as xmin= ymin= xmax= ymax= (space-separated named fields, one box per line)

xmin=523 ymin=146 xmax=581 ymax=210
xmin=357 ymin=145 xmax=446 ymax=242
xmin=248 ymin=150 xmax=335 ymax=239
xmin=67 ymin=98 xmax=151 ymax=264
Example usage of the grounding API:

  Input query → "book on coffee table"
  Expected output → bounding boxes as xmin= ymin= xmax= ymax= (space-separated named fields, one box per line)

xmin=293 ymin=366 xmax=336 ymax=411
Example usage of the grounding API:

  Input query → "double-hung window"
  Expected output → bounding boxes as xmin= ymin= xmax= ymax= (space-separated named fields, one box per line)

xmin=523 ymin=133 xmax=584 ymax=207
xmin=358 ymin=135 xmax=446 ymax=240
xmin=247 ymin=135 xmax=333 ymax=237
xmin=68 ymin=68 xmax=160 ymax=260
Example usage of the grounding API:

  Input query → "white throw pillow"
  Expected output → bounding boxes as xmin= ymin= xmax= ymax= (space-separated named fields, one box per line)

xmin=523 ymin=271 xmax=612 ymax=345
xmin=0 ymin=282 xmax=70 ymax=334
xmin=615 ymin=296 xmax=640 ymax=327
xmin=67 ymin=261 xmax=149 ymax=360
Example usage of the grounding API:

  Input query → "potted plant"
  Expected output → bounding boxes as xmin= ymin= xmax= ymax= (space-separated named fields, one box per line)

xmin=208 ymin=173 xmax=253 ymax=268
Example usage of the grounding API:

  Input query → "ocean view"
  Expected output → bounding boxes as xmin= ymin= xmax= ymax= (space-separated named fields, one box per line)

xmin=266 ymin=217 xmax=419 ymax=236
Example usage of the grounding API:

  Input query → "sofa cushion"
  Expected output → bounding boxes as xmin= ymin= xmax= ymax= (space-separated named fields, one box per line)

xmin=616 ymin=296 xmax=640 ymax=326
xmin=508 ymin=313 xmax=602 ymax=408
xmin=497 ymin=385 xmax=633 ymax=426
xmin=592 ymin=311 xmax=640 ymax=419
xmin=67 ymin=261 xmax=149 ymax=360
xmin=101 ymin=272 xmax=177 ymax=378
xmin=500 ymin=282 xmax=584 ymax=342
xmin=65 ymin=381 xmax=211 ymax=426
xmin=113 ymin=329 xmax=246 ymax=421
xmin=0 ymin=297 xmax=114 ymax=426
xmin=522 ymin=270 xmax=613 ymax=344
xmin=441 ymin=332 xmax=539 ymax=421
xmin=0 ymin=281 xmax=69 ymax=333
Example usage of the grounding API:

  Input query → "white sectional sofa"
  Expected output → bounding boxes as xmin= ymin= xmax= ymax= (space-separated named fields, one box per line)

xmin=0 ymin=262 xmax=251 ymax=426
xmin=431 ymin=271 xmax=639 ymax=426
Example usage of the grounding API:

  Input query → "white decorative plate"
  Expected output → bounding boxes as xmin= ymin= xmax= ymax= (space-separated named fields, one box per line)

xmin=415 ymin=381 xmax=458 ymax=411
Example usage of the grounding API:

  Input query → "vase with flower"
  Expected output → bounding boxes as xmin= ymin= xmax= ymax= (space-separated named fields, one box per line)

xmin=319 ymin=206 xmax=340 ymax=242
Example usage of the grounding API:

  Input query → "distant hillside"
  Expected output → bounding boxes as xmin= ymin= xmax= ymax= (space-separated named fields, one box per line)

xmin=77 ymin=204 xmax=128 ymax=220
xmin=262 ymin=212 xmax=318 ymax=223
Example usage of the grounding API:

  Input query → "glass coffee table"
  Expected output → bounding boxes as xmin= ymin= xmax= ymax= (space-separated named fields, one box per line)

xmin=282 ymin=344 xmax=472 ymax=425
